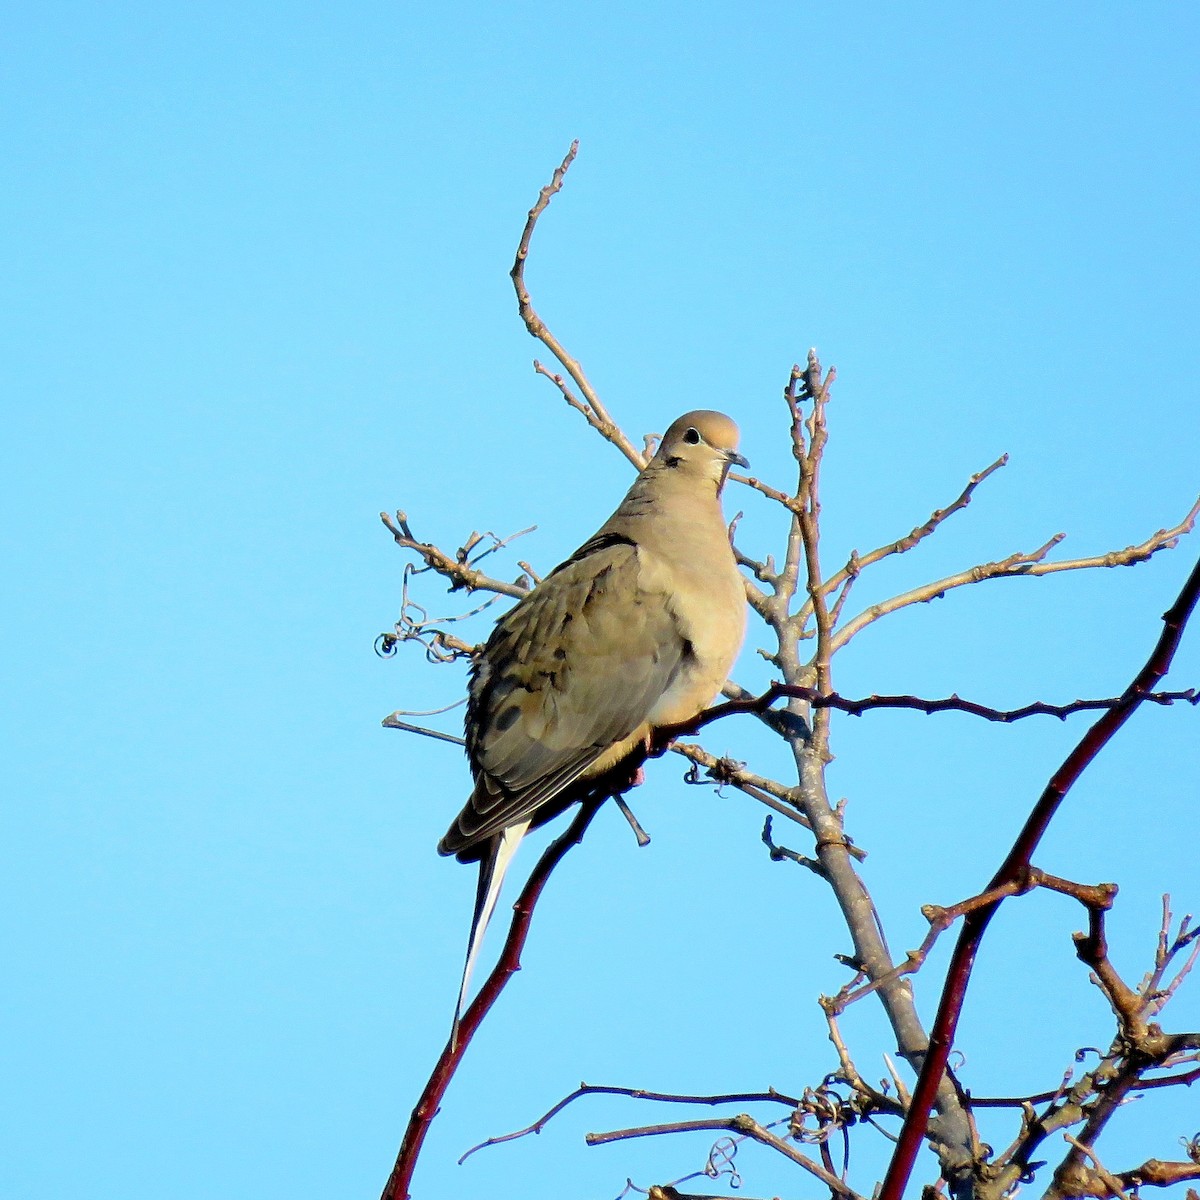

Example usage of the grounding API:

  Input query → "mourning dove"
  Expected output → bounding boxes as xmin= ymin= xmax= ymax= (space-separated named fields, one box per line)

xmin=441 ymin=410 xmax=748 ymax=1032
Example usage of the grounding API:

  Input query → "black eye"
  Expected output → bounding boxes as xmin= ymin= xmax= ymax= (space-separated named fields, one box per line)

xmin=683 ymin=427 xmax=701 ymax=445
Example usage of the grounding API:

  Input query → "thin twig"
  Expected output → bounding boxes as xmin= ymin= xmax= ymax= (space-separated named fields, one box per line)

xmin=653 ymin=684 xmax=1200 ymax=747
xmin=830 ymin=495 xmax=1200 ymax=653
xmin=671 ymin=742 xmax=821 ymax=840
xmin=761 ymin=815 xmax=826 ymax=876
xmin=812 ymin=453 xmax=1010 ymax=620
xmin=825 ymin=870 xmax=1115 ymax=1014
xmin=512 ymin=145 xmax=646 ymax=470
xmin=459 ymin=1083 xmax=800 ymax=1164
xmin=380 ymin=510 xmax=529 ymax=599
xmin=966 ymin=1064 xmax=1200 ymax=1109
xmin=379 ymin=717 xmax=466 ymax=747
xmin=587 ymin=1114 xmax=864 ymax=1200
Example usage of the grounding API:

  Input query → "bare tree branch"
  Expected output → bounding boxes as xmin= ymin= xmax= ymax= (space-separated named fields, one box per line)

xmin=1114 ymin=1157 xmax=1200 ymax=1194
xmin=879 ymin=550 xmax=1200 ymax=1200
xmin=823 ymin=870 xmax=1115 ymax=1017
xmin=459 ymin=1082 xmax=801 ymax=1165
xmin=587 ymin=1114 xmax=864 ymax=1200
xmin=379 ymin=717 xmax=466 ymax=747
xmin=670 ymin=742 xmax=820 ymax=838
xmin=830 ymin=497 xmax=1200 ymax=653
xmin=511 ymin=142 xmax=647 ymax=471
xmin=654 ymin=684 xmax=1200 ymax=745
xmin=810 ymin=453 xmax=1010 ymax=620
xmin=379 ymin=145 xmax=1200 ymax=1200
xmin=380 ymin=510 xmax=530 ymax=599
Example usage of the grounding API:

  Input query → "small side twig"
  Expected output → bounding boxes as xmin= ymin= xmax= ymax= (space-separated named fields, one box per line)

xmin=380 ymin=510 xmax=529 ymax=599
xmin=812 ymin=452 xmax=1010 ymax=620
xmin=459 ymin=1083 xmax=799 ymax=1164
xmin=761 ymin=815 xmax=826 ymax=877
xmin=380 ymin=718 xmax=466 ymax=747
xmin=587 ymin=1113 xmax=864 ymax=1200
xmin=672 ymin=742 xmax=824 ymax=841
xmin=1061 ymin=1133 xmax=1131 ymax=1200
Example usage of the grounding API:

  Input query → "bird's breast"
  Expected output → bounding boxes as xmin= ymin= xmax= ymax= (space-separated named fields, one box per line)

xmin=637 ymin=542 xmax=746 ymax=727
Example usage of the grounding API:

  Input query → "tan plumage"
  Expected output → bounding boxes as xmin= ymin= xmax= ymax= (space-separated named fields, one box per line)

xmin=442 ymin=410 xmax=748 ymax=1030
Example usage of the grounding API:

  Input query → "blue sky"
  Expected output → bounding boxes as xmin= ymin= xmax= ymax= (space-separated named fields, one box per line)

xmin=3 ymin=4 xmax=1198 ymax=1199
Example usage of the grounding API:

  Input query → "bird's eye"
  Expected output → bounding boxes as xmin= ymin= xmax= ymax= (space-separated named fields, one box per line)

xmin=683 ymin=427 xmax=701 ymax=445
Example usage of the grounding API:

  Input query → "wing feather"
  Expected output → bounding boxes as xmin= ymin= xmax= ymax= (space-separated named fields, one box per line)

xmin=440 ymin=540 xmax=686 ymax=858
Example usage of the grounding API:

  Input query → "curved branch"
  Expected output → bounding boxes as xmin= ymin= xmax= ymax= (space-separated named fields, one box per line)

xmin=877 ymin=550 xmax=1200 ymax=1200
xmin=379 ymin=799 xmax=604 ymax=1200
xmin=511 ymin=143 xmax=646 ymax=470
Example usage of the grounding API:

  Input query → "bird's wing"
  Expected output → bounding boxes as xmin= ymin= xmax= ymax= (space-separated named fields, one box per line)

xmin=440 ymin=535 xmax=688 ymax=857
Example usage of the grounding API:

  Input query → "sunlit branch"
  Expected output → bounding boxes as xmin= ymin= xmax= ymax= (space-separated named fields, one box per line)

xmin=879 ymin=550 xmax=1200 ymax=1200
xmin=831 ymin=496 xmax=1200 ymax=653
xmin=512 ymin=142 xmax=646 ymax=471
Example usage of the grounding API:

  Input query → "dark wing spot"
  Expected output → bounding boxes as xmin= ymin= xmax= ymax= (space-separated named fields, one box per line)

xmin=493 ymin=706 xmax=521 ymax=732
xmin=582 ymin=564 xmax=614 ymax=611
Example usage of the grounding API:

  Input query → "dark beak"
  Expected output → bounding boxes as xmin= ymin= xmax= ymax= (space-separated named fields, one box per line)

xmin=725 ymin=449 xmax=750 ymax=470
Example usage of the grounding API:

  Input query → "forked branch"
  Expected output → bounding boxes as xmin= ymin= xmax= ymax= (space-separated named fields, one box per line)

xmin=879 ymin=550 xmax=1200 ymax=1200
xmin=511 ymin=141 xmax=646 ymax=471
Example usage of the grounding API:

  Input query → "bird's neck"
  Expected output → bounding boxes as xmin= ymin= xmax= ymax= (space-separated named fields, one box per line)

xmin=607 ymin=466 xmax=728 ymax=540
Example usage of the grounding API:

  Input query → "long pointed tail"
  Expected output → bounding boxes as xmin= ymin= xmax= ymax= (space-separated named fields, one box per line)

xmin=452 ymin=820 xmax=531 ymax=1046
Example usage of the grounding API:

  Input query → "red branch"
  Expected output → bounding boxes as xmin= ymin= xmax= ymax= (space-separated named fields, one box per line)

xmin=878 ymin=551 xmax=1200 ymax=1200
xmin=673 ymin=685 xmax=1197 ymax=736
xmin=385 ymin=688 xmax=1196 ymax=756
xmin=380 ymin=799 xmax=603 ymax=1200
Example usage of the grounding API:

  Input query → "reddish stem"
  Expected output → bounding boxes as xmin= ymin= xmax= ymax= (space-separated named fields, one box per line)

xmin=380 ymin=799 xmax=603 ymax=1200
xmin=878 ymin=552 xmax=1200 ymax=1200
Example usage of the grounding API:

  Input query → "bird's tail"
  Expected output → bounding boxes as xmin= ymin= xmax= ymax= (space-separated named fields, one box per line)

xmin=452 ymin=819 xmax=531 ymax=1048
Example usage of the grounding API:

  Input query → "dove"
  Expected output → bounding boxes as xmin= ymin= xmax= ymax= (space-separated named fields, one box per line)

xmin=440 ymin=410 xmax=748 ymax=1035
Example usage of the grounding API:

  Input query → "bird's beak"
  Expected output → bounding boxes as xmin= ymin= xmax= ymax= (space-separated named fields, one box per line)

xmin=725 ymin=449 xmax=750 ymax=470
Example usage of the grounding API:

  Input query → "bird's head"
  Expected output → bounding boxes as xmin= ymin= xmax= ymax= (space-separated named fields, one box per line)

xmin=653 ymin=410 xmax=749 ymax=491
